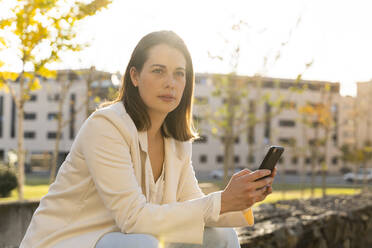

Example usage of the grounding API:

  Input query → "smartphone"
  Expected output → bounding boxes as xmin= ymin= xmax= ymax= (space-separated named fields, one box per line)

xmin=255 ymin=146 xmax=284 ymax=181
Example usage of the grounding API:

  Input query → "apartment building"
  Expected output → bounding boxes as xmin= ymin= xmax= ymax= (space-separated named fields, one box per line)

xmin=191 ymin=73 xmax=353 ymax=175
xmin=0 ymin=69 xmax=114 ymax=170
xmin=0 ymin=70 xmax=359 ymax=175
xmin=356 ymin=81 xmax=372 ymax=151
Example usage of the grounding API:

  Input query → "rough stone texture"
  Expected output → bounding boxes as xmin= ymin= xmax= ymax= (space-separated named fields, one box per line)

xmin=0 ymin=201 xmax=39 ymax=248
xmin=237 ymin=193 xmax=372 ymax=248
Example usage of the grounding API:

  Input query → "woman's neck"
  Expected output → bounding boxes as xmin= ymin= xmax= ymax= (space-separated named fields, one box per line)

xmin=147 ymin=111 xmax=166 ymax=141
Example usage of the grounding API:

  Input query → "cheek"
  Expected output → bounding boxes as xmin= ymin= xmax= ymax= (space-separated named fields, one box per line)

xmin=176 ymin=83 xmax=186 ymax=102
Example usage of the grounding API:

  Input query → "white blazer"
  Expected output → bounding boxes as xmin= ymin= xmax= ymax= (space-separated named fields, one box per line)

xmin=20 ymin=102 xmax=254 ymax=248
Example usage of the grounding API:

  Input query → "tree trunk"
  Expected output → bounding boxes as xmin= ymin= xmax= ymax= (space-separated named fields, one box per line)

xmin=17 ymin=74 xmax=25 ymax=201
xmin=50 ymin=96 xmax=64 ymax=184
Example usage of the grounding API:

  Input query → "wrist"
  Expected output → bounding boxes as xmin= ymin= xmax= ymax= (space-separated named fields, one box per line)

xmin=220 ymin=190 xmax=230 ymax=214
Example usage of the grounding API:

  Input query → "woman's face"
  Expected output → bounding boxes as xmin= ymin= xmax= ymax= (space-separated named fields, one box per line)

xmin=130 ymin=43 xmax=187 ymax=117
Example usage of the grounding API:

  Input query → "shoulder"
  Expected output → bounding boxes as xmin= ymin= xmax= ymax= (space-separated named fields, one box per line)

xmin=79 ymin=102 xmax=138 ymax=143
xmin=169 ymin=138 xmax=192 ymax=160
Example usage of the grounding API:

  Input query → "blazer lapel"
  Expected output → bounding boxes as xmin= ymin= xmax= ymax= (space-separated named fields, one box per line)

xmin=138 ymin=131 xmax=150 ymax=199
xmin=162 ymin=137 xmax=185 ymax=204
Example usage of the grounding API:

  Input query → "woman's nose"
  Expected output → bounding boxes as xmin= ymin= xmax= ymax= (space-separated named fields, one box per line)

xmin=164 ymin=73 xmax=176 ymax=88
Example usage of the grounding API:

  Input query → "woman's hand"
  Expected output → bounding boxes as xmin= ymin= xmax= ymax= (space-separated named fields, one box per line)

xmin=220 ymin=168 xmax=277 ymax=214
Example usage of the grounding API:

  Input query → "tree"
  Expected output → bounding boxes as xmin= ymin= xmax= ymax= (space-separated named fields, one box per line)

xmin=48 ymin=67 xmax=114 ymax=183
xmin=0 ymin=0 xmax=111 ymax=200
xmin=196 ymin=17 xmax=306 ymax=186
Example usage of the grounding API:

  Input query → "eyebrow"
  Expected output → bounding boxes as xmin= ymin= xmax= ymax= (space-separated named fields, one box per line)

xmin=151 ymin=64 xmax=186 ymax=71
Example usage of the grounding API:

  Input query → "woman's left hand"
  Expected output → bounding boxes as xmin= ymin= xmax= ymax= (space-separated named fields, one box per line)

xmin=263 ymin=167 xmax=277 ymax=196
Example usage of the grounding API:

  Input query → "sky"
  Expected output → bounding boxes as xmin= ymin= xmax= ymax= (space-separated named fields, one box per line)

xmin=1 ymin=0 xmax=372 ymax=96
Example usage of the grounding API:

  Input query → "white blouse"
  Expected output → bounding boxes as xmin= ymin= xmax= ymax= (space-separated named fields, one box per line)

xmin=139 ymin=130 xmax=223 ymax=223
xmin=147 ymin=160 xmax=166 ymax=204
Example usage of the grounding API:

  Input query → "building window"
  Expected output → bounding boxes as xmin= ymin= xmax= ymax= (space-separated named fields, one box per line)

xmin=318 ymin=156 xmax=325 ymax=164
xmin=263 ymin=81 xmax=274 ymax=88
xmin=216 ymin=155 xmax=224 ymax=163
xmin=264 ymin=103 xmax=271 ymax=139
xmin=305 ymin=157 xmax=311 ymax=164
xmin=69 ymin=94 xmax=76 ymax=139
xmin=234 ymin=155 xmax=240 ymax=163
xmin=278 ymin=157 xmax=284 ymax=164
xmin=247 ymin=155 xmax=255 ymax=164
xmin=199 ymin=154 xmax=207 ymax=163
xmin=24 ymin=131 xmax=36 ymax=139
xmin=195 ymin=76 xmax=207 ymax=85
xmin=24 ymin=112 xmax=37 ymax=120
xmin=235 ymin=137 xmax=240 ymax=144
xmin=11 ymin=99 xmax=16 ymax=138
xmin=194 ymin=135 xmax=208 ymax=144
xmin=281 ymin=101 xmax=296 ymax=109
xmin=291 ymin=157 xmax=298 ymax=165
xmin=47 ymin=132 xmax=63 ymax=139
xmin=332 ymin=157 xmax=338 ymax=165
xmin=47 ymin=113 xmax=58 ymax=120
xmin=247 ymin=101 xmax=255 ymax=144
xmin=193 ymin=115 xmax=202 ymax=123
xmin=47 ymin=93 xmax=60 ymax=102
xmin=279 ymin=138 xmax=296 ymax=146
xmin=29 ymin=94 xmax=37 ymax=101
xmin=194 ymin=96 xmax=209 ymax=104
xmin=279 ymin=120 xmax=295 ymax=127
xmin=0 ymin=149 xmax=4 ymax=161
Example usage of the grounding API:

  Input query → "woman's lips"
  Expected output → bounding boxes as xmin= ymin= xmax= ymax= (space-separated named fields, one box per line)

xmin=158 ymin=96 xmax=175 ymax=102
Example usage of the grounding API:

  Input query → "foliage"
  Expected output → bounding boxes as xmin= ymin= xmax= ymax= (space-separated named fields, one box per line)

xmin=0 ymin=164 xmax=18 ymax=198
xmin=0 ymin=0 xmax=111 ymax=200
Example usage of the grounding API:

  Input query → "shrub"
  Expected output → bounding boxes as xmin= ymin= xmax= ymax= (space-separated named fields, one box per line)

xmin=0 ymin=164 xmax=18 ymax=197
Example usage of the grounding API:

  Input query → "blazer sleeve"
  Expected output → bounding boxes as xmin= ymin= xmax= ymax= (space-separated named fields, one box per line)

xmin=78 ymin=114 xmax=219 ymax=244
xmin=177 ymin=141 xmax=255 ymax=227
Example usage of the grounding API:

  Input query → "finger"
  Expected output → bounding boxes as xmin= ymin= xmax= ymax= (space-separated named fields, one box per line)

xmin=252 ymin=187 xmax=266 ymax=202
xmin=243 ymin=169 xmax=271 ymax=182
xmin=233 ymin=168 xmax=252 ymax=178
xmin=265 ymin=186 xmax=273 ymax=195
xmin=251 ymin=177 xmax=273 ymax=190
xmin=271 ymin=168 xmax=277 ymax=177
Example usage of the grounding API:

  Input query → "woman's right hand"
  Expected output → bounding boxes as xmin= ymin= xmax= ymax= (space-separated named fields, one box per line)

xmin=220 ymin=169 xmax=274 ymax=214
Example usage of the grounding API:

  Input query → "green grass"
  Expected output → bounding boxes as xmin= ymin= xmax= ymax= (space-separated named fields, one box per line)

xmin=257 ymin=187 xmax=362 ymax=206
xmin=0 ymin=180 xmax=361 ymax=205
xmin=0 ymin=185 xmax=49 ymax=202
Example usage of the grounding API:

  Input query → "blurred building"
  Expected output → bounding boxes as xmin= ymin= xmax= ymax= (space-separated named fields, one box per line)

xmin=0 ymin=70 xmax=362 ymax=175
xmin=0 ymin=68 xmax=116 ymax=171
xmin=192 ymin=73 xmax=357 ymax=175
xmin=356 ymin=81 xmax=372 ymax=150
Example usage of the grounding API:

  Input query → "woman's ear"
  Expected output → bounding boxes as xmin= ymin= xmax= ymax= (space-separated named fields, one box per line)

xmin=129 ymin=67 xmax=139 ymax=87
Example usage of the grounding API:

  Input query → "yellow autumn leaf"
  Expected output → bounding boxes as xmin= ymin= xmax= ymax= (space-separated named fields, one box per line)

xmin=0 ymin=71 xmax=19 ymax=81
xmin=0 ymin=37 xmax=5 ymax=47
xmin=212 ymin=127 xmax=218 ymax=135
xmin=37 ymin=66 xmax=56 ymax=79
xmin=94 ymin=96 xmax=101 ymax=103
xmin=29 ymin=78 xmax=42 ymax=91
xmin=24 ymin=72 xmax=33 ymax=79
xmin=0 ymin=60 xmax=4 ymax=67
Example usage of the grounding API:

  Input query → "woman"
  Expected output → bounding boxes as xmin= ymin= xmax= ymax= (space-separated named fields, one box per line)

xmin=20 ymin=30 xmax=276 ymax=248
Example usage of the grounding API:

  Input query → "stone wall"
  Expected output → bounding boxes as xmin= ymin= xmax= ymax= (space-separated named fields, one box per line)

xmin=0 ymin=201 xmax=39 ymax=248
xmin=237 ymin=193 xmax=372 ymax=248
xmin=1 ymin=194 xmax=372 ymax=248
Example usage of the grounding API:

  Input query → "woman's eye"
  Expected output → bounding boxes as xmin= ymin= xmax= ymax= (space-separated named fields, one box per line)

xmin=153 ymin=69 xmax=163 ymax=73
xmin=176 ymin=71 xmax=185 ymax=77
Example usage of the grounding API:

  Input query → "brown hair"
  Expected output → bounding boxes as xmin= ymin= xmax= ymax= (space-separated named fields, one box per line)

xmin=100 ymin=30 xmax=198 ymax=142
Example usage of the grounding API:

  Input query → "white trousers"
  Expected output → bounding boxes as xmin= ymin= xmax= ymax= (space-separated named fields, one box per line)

xmin=95 ymin=227 xmax=240 ymax=248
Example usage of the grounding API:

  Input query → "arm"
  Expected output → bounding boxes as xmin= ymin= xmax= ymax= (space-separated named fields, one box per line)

xmin=177 ymin=142 xmax=254 ymax=227
xmin=79 ymin=114 xmax=222 ymax=244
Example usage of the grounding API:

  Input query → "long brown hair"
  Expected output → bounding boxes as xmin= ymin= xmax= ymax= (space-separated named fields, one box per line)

xmin=100 ymin=30 xmax=198 ymax=141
